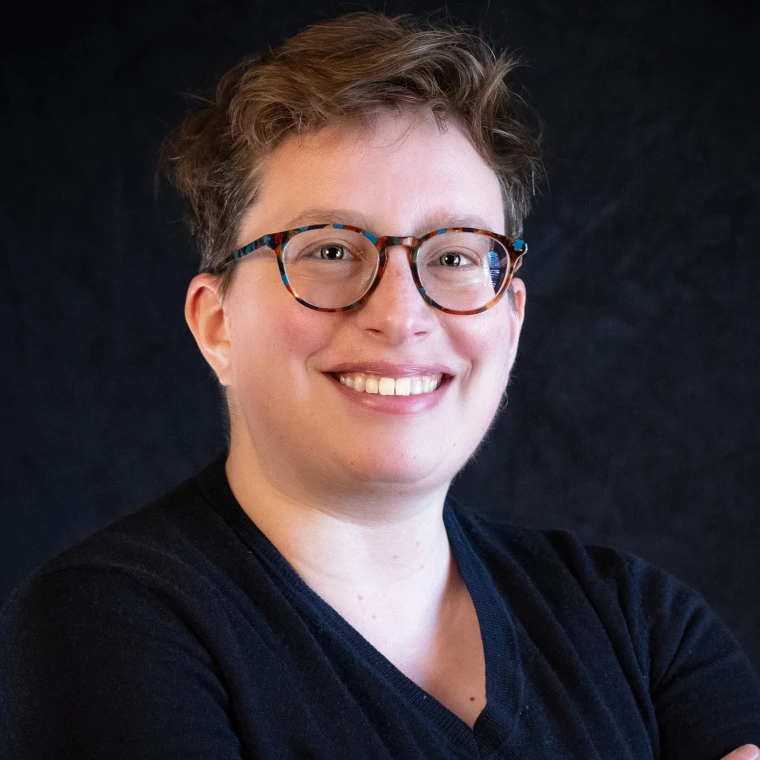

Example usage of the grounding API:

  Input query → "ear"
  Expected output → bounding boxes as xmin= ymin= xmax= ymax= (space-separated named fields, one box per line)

xmin=185 ymin=274 xmax=233 ymax=387
xmin=511 ymin=276 xmax=527 ymax=327
xmin=505 ymin=277 xmax=527 ymax=366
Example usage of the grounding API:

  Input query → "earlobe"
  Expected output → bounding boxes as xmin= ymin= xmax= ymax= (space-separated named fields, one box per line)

xmin=185 ymin=274 xmax=233 ymax=386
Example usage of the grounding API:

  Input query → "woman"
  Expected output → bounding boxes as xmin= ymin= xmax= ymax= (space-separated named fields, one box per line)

xmin=1 ymin=11 xmax=758 ymax=759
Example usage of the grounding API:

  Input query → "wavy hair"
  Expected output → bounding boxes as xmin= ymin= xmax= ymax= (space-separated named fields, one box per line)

xmin=160 ymin=11 xmax=543 ymax=297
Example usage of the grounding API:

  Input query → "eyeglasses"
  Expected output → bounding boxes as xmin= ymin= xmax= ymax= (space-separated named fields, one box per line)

xmin=220 ymin=223 xmax=527 ymax=315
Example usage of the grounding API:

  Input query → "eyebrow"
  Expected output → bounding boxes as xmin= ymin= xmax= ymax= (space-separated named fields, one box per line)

xmin=279 ymin=208 xmax=496 ymax=236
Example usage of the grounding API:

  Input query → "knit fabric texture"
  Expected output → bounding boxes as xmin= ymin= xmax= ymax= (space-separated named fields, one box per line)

xmin=1 ymin=453 xmax=759 ymax=759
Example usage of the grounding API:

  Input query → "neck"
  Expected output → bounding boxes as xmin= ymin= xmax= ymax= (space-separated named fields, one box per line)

xmin=225 ymin=437 xmax=453 ymax=598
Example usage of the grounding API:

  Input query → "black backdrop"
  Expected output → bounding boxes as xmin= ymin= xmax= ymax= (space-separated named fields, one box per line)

xmin=3 ymin=0 xmax=759 ymax=672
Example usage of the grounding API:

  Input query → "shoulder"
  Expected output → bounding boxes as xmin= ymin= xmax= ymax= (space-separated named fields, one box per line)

xmin=0 ymin=481 xmax=244 ymax=758
xmin=449 ymin=496 xmax=705 ymax=628
xmin=0 ymin=456 xmax=245 ymax=747
xmin=448 ymin=496 xmax=643 ymax=589
xmin=0 ymin=454 xmax=237 ymax=638
xmin=447 ymin=497 xmax=760 ymax=698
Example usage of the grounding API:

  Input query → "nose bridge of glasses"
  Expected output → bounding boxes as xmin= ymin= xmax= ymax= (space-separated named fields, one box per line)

xmin=377 ymin=235 xmax=418 ymax=257
xmin=375 ymin=236 xmax=420 ymax=281
xmin=371 ymin=236 xmax=422 ymax=300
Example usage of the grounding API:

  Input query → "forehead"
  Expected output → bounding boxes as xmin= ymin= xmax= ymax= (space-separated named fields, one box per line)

xmin=240 ymin=110 xmax=504 ymax=239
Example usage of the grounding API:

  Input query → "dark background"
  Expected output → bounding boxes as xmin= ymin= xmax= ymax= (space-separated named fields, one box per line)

xmin=2 ymin=0 xmax=758 ymax=672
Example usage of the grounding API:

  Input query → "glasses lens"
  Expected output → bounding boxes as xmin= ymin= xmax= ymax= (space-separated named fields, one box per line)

xmin=282 ymin=228 xmax=379 ymax=309
xmin=417 ymin=232 xmax=510 ymax=312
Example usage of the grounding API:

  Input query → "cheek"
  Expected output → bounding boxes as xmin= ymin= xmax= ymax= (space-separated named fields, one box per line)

xmin=450 ymin=307 xmax=518 ymax=392
xmin=226 ymin=285 xmax=335 ymax=397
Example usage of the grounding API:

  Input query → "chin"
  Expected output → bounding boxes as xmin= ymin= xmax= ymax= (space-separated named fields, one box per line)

xmin=331 ymin=442 xmax=468 ymax=492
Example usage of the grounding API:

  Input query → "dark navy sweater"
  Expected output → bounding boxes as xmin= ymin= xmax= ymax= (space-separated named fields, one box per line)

xmin=1 ymin=454 xmax=759 ymax=759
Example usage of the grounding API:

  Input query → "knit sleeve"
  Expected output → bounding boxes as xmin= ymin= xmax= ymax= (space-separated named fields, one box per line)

xmin=0 ymin=566 xmax=246 ymax=759
xmin=625 ymin=554 xmax=760 ymax=760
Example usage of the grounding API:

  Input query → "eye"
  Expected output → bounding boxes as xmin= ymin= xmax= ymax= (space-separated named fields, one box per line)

xmin=433 ymin=250 xmax=482 ymax=268
xmin=319 ymin=244 xmax=349 ymax=260
xmin=438 ymin=252 xmax=462 ymax=267
xmin=287 ymin=233 xmax=370 ymax=265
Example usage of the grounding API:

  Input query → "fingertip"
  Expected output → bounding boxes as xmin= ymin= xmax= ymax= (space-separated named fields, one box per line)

xmin=733 ymin=745 xmax=760 ymax=760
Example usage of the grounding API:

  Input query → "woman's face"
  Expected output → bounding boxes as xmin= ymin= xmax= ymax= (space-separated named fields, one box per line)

xmin=214 ymin=110 xmax=526 ymax=501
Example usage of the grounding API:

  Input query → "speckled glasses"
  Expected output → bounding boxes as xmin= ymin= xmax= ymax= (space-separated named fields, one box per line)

xmin=222 ymin=223 xmax=527 ymax=315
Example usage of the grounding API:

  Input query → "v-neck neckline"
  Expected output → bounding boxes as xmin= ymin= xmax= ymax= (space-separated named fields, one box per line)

xmin=198 ymin=454 xmax=524 ymax=755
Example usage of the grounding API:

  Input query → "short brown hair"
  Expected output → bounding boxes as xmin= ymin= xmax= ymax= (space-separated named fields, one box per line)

xmin=160 ymin=11 xmax=542 ymax=296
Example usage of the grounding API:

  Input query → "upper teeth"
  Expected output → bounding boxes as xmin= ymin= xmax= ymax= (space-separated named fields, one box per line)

xmin=338 ymin=373 xmax=443 ymax=396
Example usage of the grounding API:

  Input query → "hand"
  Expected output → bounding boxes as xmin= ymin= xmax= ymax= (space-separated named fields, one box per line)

xmin=720 ymin=746 xmax=760 ymax=760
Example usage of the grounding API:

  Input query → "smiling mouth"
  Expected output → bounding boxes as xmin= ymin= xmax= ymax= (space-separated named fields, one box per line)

xmin=332 ymin=372 xmax=446 ymax=396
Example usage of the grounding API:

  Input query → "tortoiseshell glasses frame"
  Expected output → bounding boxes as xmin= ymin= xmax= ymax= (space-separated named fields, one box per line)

xmin=219 ymin=223 xmax=527 ymax=316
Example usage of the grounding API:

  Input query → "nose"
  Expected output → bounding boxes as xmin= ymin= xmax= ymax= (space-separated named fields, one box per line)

xmin=352 ymin=244 xmax=438 ymax=344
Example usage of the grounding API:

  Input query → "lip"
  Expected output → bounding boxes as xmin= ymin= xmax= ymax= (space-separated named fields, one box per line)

xmin=325 ymin=361 xmax=454 ymax=378
xmin=325 ymin=366 xmax=451 ymax=416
